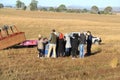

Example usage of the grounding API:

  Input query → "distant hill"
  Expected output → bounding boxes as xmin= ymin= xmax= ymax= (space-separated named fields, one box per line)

xmin=112 ymin=7 xmax=120 ymax=12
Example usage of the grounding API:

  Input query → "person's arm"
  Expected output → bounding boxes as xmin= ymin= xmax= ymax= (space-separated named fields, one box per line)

xmin=91 ymin=35 xmax=93 ymax=38
xmin=84 ymin=36 xmax=87 ymax=44
xmin=79 ymin=36 xmax=81 ymax=43
xmin=43 ymin=39 xmax=48 ymax=44
xmin=48 ymin=34 xmax=52 ymax=42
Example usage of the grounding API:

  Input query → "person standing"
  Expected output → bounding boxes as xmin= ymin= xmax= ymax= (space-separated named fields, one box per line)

xmin=47 ymin=29 xmax=57 ymax=58
xmin=71 ymin=34 xmax=79 ymax=59
xmin=37 ymin=34 xmax=44 ymax=58
xmin=86 ymin=31 xmax=93 ymax=56
xmin=43 ymin=37 xmax=48 ymax=56
xmin=79 ymin=32 xmax=86 ymax=58
xmin=57 ymin=32 xmax=65 ymax=57
xmin=64 ymin=34 xmax=71 ymax=57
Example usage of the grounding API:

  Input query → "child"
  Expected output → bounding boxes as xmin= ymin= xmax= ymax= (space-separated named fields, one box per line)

xmin=37 ymin=34 xmax=44 ymax=58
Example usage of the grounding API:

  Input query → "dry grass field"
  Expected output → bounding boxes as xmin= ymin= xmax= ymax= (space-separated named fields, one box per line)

xmin=0 ymin=8 xmax=120 ymax=80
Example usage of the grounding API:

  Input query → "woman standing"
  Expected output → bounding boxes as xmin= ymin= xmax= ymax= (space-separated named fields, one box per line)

xmin=79 ymin=32 xmax=86 ymax=58
xmin=71 ymin=34 xmax=79 ymax=59
xmin=57 ymin=32 xmax=65 ymax=57
xmin=64 ymin=34 xmax=71 ymax=57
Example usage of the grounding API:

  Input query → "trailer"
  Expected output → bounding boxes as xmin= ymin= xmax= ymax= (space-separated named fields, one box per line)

xmin=0 ymin=25 xmax=26 ymax=50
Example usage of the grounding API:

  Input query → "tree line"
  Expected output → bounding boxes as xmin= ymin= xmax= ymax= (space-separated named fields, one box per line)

xmin=0 ymin=0 xmax=113 ymax=14
xmin=42 ymin=5 xmax=113 ymax=14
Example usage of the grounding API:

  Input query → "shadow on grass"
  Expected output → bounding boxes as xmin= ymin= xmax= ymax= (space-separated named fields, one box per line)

xmin=91 ymin=49 xmax=102 ymax=55
xmin=4 ymin=45 xmax=37 ymax=50
xmin=85 ymin=49 xmax=102 ymax=57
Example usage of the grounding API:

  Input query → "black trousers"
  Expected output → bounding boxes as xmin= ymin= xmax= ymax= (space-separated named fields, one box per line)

xmin=87 ymin=43 xmax=92 ymax=56
xmin=38 ymin=49 xmax=44 ymax=57
xmin=71 ymin=48 xmax=77 ymax=57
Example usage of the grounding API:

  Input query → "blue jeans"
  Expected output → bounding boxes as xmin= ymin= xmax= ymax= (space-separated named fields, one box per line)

xmin=65 ymin=48 xmax=70 ymax=56
xmin=66 ymin=48 xmax=70 ymax=53
xmin=38 ymin=49 xmax=44 ymax=57
xmin=79 ymin=44 xmax=84 ymax=58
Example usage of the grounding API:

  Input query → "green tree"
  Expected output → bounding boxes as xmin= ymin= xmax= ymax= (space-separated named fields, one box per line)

xmin=49 ymin=7 xmax=55 ymax=11
xmin=40 ymin=8 xmax=47 ymax=11
xmin=21 ymin=2 xmax=26 ymax=10
xmin=82 ymin=8 xmax=88 ymax=13
xmin=67 ymin=9 xmax=74 ymax=13
xmin=16 ymin=0 xmax=26 ymax=10
xmin=73 ymin=9 xmax=81 ymax=13
xmin=91 ymin=5 xmax=99 ymax=14
xmin=0 ymin=3 xmax=4 ymax=8
xmin=16 ymin=0 xmax=22 ymax=8
xmin=23 ymin=6 xmax=27 ymax=10
xmin=104 ymin=6 xmax=112 ymax=14
xmin=57 ymin=4 xmax=67 ymax=12
xmin=29 ymin=0 xmax=38 ymax=11
xmin=99 ymin=11 xmax=104 ymax=14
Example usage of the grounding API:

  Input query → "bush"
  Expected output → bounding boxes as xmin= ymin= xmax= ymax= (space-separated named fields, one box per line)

xmin=0 ymin=3 xmax=4 ymax=8
xmin=40 ymin=8 xmax=48 ymax=11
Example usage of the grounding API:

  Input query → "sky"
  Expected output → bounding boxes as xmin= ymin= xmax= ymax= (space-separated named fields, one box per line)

xmin=0 ymin=0 xmax=120 ymax=8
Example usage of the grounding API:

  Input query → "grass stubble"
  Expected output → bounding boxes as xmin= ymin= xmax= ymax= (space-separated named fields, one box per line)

xmin=0 ymin=8 xmax=120 ymax=80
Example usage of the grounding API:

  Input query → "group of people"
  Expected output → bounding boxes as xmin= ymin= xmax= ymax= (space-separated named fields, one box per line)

xmin=37 ymin=29 xmax=93 ymax=59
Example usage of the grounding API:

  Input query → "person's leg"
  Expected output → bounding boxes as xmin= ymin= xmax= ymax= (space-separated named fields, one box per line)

xmin=72 ymin=49 xmax=76 ymax=59
xmin=87 ymin=44 xmax=89 ymax=55
xmin=62 ymin=48 xmax=65 ymax=57
xmin=42 ymin=49 xmax=45 ymax=57
xmin=80 ymin=44 xmax=84 ymax=58
xmin=38 ymin=49 xmax=41 ymax=57
xmin=39 ymin=49 xmax=44 ymax=58
xmin=41 ymin=49 xmax=44 ymax=57
xmin=68 ymin=48 xmax=70 ymax=56
xmin=65 ymin=48 xmax=69 ymax=56
xmin=84 ymin=44 xmax=87 ymax=56
xmin=65 ymin=48 xmax=67 ymax=56
xmin=82 ymin=44 xmax=84 ymax=58
xmin=61 ymin=48 xmax=64 ymax=57
xmin=53 ymin=44 xmax=57 ymax=58
xmin=87 ymin=44 xmax=91 ymax=56
xmin=57 ymin=49 xmax=60 ymax=57
xmin=80 ymin=44 xmax=82 ymax=58
xmin=71 ymin=49 xmax=74 ymax=58
xmin=47 ymin=44 xmax=53 ymax=58
xmin=72 ymin=51 xmax=74 ymax=58
xmin=89 ymin=44 xmax=92 ymax=55
xmin=74 ymin=49 xmax=77 ymax=58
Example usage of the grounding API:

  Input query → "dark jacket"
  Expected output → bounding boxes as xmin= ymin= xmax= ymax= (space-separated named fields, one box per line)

xmin=50 ymin=33 xmax=57 ymax=44
xmin=87 ymin=35 xmax=92 ymax=44
xmin=79 ymin=33 xmax=86 ymax=44
xmin=71 ymin=36 xmax=79 ymax=50
xmin=58 ymin=39 xmax=65 ymax=53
